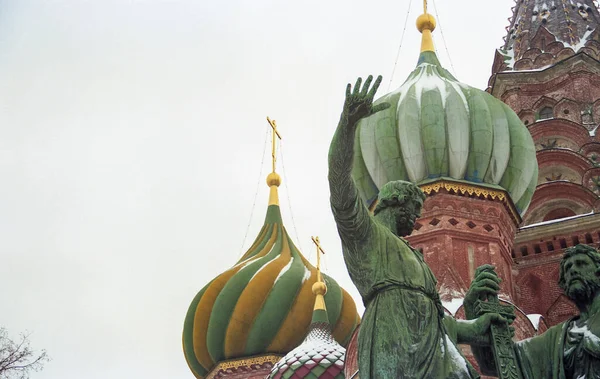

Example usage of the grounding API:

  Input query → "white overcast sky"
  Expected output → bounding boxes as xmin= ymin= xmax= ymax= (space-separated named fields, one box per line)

xmin=0 ymin=1 xmax=515 ymax=378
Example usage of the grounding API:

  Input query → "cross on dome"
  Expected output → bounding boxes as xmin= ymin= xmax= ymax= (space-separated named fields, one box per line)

xmin=265 ymin=116 xmax=283 ymax=205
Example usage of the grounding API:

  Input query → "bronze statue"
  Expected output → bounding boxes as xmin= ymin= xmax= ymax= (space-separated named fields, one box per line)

xmin=466 ymin=244 xmax=600 ymax=378
xmin=328 ymin=75 xmax=504 ymax=379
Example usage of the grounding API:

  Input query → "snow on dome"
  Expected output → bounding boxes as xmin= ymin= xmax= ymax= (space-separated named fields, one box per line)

xmin=352 ymin=50 xmax=538 ymax=215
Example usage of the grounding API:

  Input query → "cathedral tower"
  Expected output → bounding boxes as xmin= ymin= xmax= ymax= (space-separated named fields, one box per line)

xmin=488 ymin=0 xmax=600 ymax=325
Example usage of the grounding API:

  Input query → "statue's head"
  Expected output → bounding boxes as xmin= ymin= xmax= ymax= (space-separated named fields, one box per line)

xmin=558 ymin=244 xmax=600 ymax=306
xmin=373 ymin=180 xmax=425 ymax=237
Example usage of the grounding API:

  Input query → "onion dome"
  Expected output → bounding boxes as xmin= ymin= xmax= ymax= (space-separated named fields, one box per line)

xmin=352 ymin=12 xmax=538 ymax=216
xmin=269 ymin=246 xmax=346 ymax=379
xmin=182 ymin=120 xmax=359 ymax=379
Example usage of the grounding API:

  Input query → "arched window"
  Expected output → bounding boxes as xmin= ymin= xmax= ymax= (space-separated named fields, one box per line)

xmin=538 ymin=106 xmax=554 ymax=120
xmin=542 ymin=208 xmax=576 ymax=222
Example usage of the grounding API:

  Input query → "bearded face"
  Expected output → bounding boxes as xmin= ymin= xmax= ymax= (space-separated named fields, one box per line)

xmin=374 ymin=201 xmax=421 ymax=237
xmin=394 ymin=208 xmax=416 ymax=237
xmin=562 ymin=253 xmax=600 ymax=306
xmin=566 ymin=276 xmax=600 ymax=305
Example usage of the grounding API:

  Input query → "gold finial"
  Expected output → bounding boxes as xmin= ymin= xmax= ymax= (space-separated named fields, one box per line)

xmin=266 ymin=116 xmax=282 ymax=205
xmin=311 ymin=236 xmax=327 ymax=311
xmin=416 ymin=0 xmax=436 ymax=53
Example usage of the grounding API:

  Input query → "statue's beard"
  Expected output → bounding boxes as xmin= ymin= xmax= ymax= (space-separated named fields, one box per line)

xmin=566 ymin=276 xmax=600 ymax=306
xmin=375 ymin=207 xmax=416 ymax=237
xmin=395 ymin=209 xmax=414 ymax=237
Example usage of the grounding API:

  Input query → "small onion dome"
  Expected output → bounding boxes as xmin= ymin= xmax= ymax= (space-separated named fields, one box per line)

xmin=182 ymin=202 xmax=359 ymax=378
xmin=353 ymin=49 xmax=538 ymax=215
xmin=268 ymin=279 xmax=346 ymax=379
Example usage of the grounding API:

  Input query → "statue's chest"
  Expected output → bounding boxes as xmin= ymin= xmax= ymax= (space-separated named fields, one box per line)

xmin=383 ymin=240 xmax=431 ymax=285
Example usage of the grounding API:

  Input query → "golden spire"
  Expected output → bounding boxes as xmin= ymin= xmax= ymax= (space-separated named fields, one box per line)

xmin=266 ymin=116 xmax=282 ymax=206
xmin=416 ymin=0 xmax=436 ymax=53
xmin=311 ymin=236 xmax=327 ymax=311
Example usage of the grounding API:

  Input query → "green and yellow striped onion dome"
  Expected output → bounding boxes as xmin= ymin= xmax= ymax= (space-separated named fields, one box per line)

xmin=353 ymin=49 xmax=538 ymax=215
xmin=182 ymin=201 xmax=359 ymax=378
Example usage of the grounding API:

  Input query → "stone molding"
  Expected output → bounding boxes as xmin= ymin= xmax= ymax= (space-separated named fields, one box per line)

xmin=206 ymin=355 xmax=283 ymax=379
xmin=419 ymin=180 xmax=521 ymax=226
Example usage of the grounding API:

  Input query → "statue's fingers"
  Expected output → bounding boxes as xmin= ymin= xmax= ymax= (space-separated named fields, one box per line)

xmin=346 ymin=83 xmax=352 ymax=98
xmin=474 ymin=264 xmax=496 ymax=276
xmin=362 ymin=75 xmax=373 ymax=96
xmin=474 ymin=271 xmax=502 ymax=284
xmin=371 ymin=102 xmax=391 ymax=115
xmin=472 ymin=285 xmax=497 ymax=299
xmin=368 ymin=75 xmax=384 ymax=98
xmin=475 ymin=278 xmax=500 ymax=291
xmin=506 ymin=313 xmax=516 ymax=325
xmin=353 ymin=77 xmax=362 ymax=95
xmin=489 ymin=313 xmax=508 ymax=325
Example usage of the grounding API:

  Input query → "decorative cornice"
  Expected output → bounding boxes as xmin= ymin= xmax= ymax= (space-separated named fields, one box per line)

xmin=418 ymin=180 xmax=522 ymax=225
xmin=517 ymin=211 xmax=600 ymax=241
xmin=206 ymin=355 xmax=283 ymax=379
xmin=492 ymin=53 xmax=600 ymax=97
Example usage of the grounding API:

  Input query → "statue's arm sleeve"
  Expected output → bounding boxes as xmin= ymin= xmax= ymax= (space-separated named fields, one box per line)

xmin=328 ymin=115 xmax=374 ymax=244
xmin=468 ymin=325 xmax=559 ymax=379
xmin=513 ymin=328 xmax=560 ymax=379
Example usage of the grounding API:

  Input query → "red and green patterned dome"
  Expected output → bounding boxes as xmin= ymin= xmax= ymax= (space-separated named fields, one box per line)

xmin=182 ymin=175 xmax=359 ymax=379
xmin=268 ymin=278 xmax=347 ymax=379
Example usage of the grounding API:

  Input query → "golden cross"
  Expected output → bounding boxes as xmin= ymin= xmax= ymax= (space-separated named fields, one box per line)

xmin=266 ymin=116 xmax=282 ymax=173
xmin=311 ymin=236 xmax=326 ymax=282
xmin=423 ymin=0 xmax=427 ymax=13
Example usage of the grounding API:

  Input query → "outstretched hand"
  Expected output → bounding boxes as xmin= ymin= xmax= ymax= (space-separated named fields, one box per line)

xmin=344 ymin=75 xmax=390 ymax=124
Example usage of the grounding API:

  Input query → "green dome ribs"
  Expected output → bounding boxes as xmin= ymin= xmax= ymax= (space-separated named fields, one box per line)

xmin=206 ymin=224 xmax=283 ymax=362
xmin=445 ymin=87 xmax=470 ymax=179
xmin=465 ymin=89 xmax=494 ymax=183
xmin=359 ymin=109 xmax=388 ymax=188
xmin=183 ymin=281 xmax=214 ymax=377
xmin=352 ymin=49 xmax=538 ymax=215
xmin=484 ymin=94 xmax=511 ymax=184
xmin=420 ymin=83 xmax=447 ymax=179
xmin=244 ymin=240 xmax=305 ymax=355
xmin=397 ymin=85 xmax=425 ymax=182
xmin=375 ymin=92 xmax=407 ymax=183
xmin=500 ymin=104 xmax=537 ymax=203
xmin=516 ymin=165 xmax=539 ymax=214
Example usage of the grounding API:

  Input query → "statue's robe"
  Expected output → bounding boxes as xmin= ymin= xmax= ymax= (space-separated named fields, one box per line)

xmin=331 ymin=194 xmax=478 ymax=379
xmin=515 ymin=315 xmax=600 ymax=379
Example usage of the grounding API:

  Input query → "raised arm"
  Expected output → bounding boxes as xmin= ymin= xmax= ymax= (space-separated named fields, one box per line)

xmin=327 ymin=75 xmax=389 ymax=241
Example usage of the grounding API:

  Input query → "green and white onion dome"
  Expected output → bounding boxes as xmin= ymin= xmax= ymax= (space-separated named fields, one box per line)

xmin=353 ymin=49 xmax=538 ymax=215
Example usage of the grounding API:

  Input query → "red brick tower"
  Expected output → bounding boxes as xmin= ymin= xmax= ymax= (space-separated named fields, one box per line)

xmin=489 ymin=0 xmax=600 ymax=326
